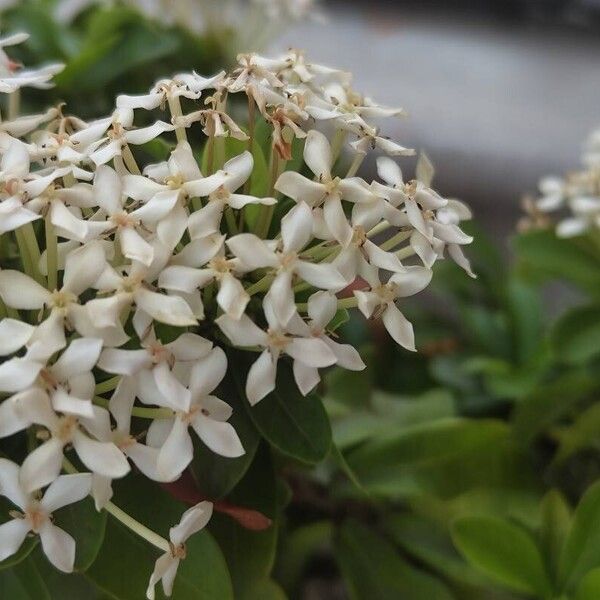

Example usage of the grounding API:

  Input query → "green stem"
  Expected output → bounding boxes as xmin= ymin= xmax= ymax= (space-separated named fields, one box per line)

xmin=7 ymin=89 xmax=20 ymax=120
xmin=224 ymin=207 xmax=239 ymax=235
xmin=45 ymin=216 xmax=58 ymax=291
xmin=245 ymin=274 xmax=274 ymax=296
xmin=168 ymin=94 xmax=187 ymax=144
xmin=297 ymin=296 xmax=358 ymax=312
xmin=205 ymin=136 xmax=215 ymax=175
xmin=94 ymin=376 xmax=121 ymax=395
xmin=346 ymin=153 xmax=365 ymax=178
xmin=255 ymin=153 xmax=284 ymax=238
xmin=93 ymin=396 xmax=173 ymax=419
xmin=379 ymin=230 xmax=412 ymax=252
xmin=243 ymin=94 xmax=256 ymax=196
xmin=62 ymin=459 xmax=170 ymax=553
xmin=122 ymin=145 xmax=141 ymax=175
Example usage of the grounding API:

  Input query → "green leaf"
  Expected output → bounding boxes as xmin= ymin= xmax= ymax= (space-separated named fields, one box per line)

xmin=242 ymin=578 xmax=287 ymax=600
xmin=515 ymin=229 xmax=600 ymax=296
xmin=554 ymin=402 xmax=600 ymax=464
xmin=86 ymin=474 xmax=233 ymax=599
xmin=575 ymin=568 xmax=600 ymax=600
xmin=190 ymin=370 xmax=260 ymax=498
xmin=539 ymin=490 xmax=572 ymax=584
xmin=550 ymin=304 xmax=600 ymax=365
xmin=559 ymin=481 xmax=600 ymax=592
xmin=0 ymin=555 xmax=51 ymax=600
xmin=210 ymin=445 xmax=278 ymax=596
xmin=277 ymin=521 xmax=333 ymax=591
xmin=347 ymin=418 xmax=507 ymax=473
xmin=336 ymin=520 xmax=454 ymax=600
xmin=451 ymin=516 xmax=552 ymax=597
xmin=232 ymin=353 xmax=331 ymax=464
xmin=53 ymin=496 xmax=106 ymax=571
xmin=512 ymin=371 xmax=597 ymax=444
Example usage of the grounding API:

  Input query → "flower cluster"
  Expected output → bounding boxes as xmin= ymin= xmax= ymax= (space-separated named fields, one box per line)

xmin=0 ymin=37 xmax=473 ymax=598
xmin=50 ymin=0 xmax=321 ymax=53
xmin=526 ymin=127 xmax=600 ymax=237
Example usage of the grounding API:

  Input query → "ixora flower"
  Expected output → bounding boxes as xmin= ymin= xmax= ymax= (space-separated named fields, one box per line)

xmin=146 ymin=501 xmax=213 ymax=600
xmin=0 ymin=43 xmax=474 ymax=597
xmin=525 ymin=126 xmax=600 ymax=237
xmin=0 ymin=458 xmax=91 ymax=572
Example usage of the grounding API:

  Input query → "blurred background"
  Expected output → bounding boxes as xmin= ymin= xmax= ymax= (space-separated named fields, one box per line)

xmin=280 ymin=0 xmax=600 ymax=243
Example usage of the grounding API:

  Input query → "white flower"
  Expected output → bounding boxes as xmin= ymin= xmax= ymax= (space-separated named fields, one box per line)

xmin=217 ymin=297 xmax=336 ymax=404
xmin=275 ymin=129 xmax=378 ymax=244
xmin=186 ymin=151 xmax=276 ymax=240
xmin=0 ymin=459 xmax=91 ymax=572
xmin=145 ymin=347 xmax=244 ymax=480
xmin=146 ymin=501 xmax=213 ymax=600
xmin=355 ymin=266 xmax=433 ymax=351
xmin=226 ymin=201 xmax=348 ymax=325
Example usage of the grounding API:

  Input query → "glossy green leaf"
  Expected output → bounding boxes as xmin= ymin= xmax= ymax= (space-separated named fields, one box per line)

xmin=550 ymin=304 xmax=600 ymax=365
xmin=53 ymin=496 xmax=106 ymax=571
xmin=336 ymin=520 xmax=454 ymax=600
xmin=210 ymin=445 xmax=278 ymax=596
xmin=559 ymin=481 xmax=600 ymax=592
xmin=451 ymin=516 xmax=552 ymax=597
xmin=233 ymin=355 xmax=331 ymax=464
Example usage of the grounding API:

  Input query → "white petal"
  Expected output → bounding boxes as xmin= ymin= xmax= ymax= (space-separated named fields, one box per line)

xmin=307 ymin=291 xmax=337 ymax=328
xmin=108 ymin=376 xmax=136 ymax=433
xmin=323 ymin=336 xmax=365 ymax=371
xmin=170 ymin=501 xmax=213 ymax=546
xmin=157 ymin=419 xmax=193 ymax=480
xmin=91 ymin=474 xmax=113 ymax=510
xmin=0 ymin=319 xmax=34 ymax=355
xmin=557 ymin=217 xmax=587 ymax=238
xmin=158 ymin=265 xmax=213 ymax=293
xmin=39 ymin=521 xmax=76 ymax=573
xmin=51 ymin=338 xmax=102 ymax=381
xmin=41 ymin=473 xmax=92 ymax=513
xmin=265 ymin=270 xmax=295 ymax=327
xmin=146 ymin=554 xmax=178 ymax=600
xmin=72 ymin=431 xmax=130 ymax=479
xmin=282 ymin=202 xmax=313 ymax=253
xmin=410 ymin=230 xmax=437 ymax=268
xmin=184 ymin=172 xmax=228 ymax=198
xmin=275 ymin=171 xmax=325 ymax=206
xmin=304 ymin=130 xmax=332 ymax=179
xmin=62 ymin=241 xmax=106 ymax=295
xmin=170 ymin=141 xmax=202 ymax=181
xmin=296 ymin=260 xmax=348 ymax=291
xmin=134 ymin=288 xmax=197 ymax=327
xmin=119 ymin=227 xmax=154 ymax=266
xmin=93 ymin=165 xmax=123 ymax=215
xmin=389 ymin=266 xmax=433 ymax=297
xmin=50 ymin=201 xmax=89 ymax=242
xmin=51 ymin=388 xmax=95 ymax=418
xmin=153 ymin=362 xmax=191 ymax=412
xmin=0 ymin=458 xmax=28 ymax=509
xmin=448 ymin=243 xmax=476 ymax=278
xmin=382 ymin=304 xmax=415 ymax=351
xmin=98 ymin=348 xmax=151 ymax=375
xmin=0 ymin=519 xmax=30 ymax=562
xmin=216 ymin=314 xmax=267 ymax=347
xmin=217 ymin=273 xmax=250 ymax=320
xmin=286 ymin=337 xmax=336 ymax=368
xmin=171 ymin=234 xmax=224 ymax=268
xmin=323 ymin=195 xmax=352 ymax=245
xmin=222 ymin=151 xmax=253 ymax=192
xmin=165 ymin=333 xmax=212 ymax=362
xmin=0 ymin=358 xmax=43 ymax=393
xmin=0 ymin=270 xmax=50 ymax=309
xmin=376 ymin=156 xmax=403 ymax=186
xmin=363 ymin=239 xmax=406 ymax=273
xmin=125 ymin=121 xmax=174 ymax=145
xmin=226 ymin=233 xmax=278 ymax=270
xmin=189 ymin=346 xmax=227 ymax=397
xmin=187 ymin=200 xmax=224 ymax=239
xmin=292 ymin=360 xmax=320 ymax=396
xmin=246 ymin=349 xmax=277 ymax=405
xmin=20 ymin=438 xmax=64 ymax=493
xmin=117 ymin=92 xmax=163 ymax=111
xmin=192 ymin=415 xmax=244 ymax=458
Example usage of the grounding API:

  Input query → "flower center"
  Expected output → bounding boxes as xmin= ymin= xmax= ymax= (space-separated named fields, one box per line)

xmin=56 ymin=415 xmax=78 ymax=443
xmin=49 ymin=289 xmax=77 ymax=309
xmin=25 ymin=502 xmax=48 ymax=533
xmin=267 ymin=329 xmax=289 ymax=350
